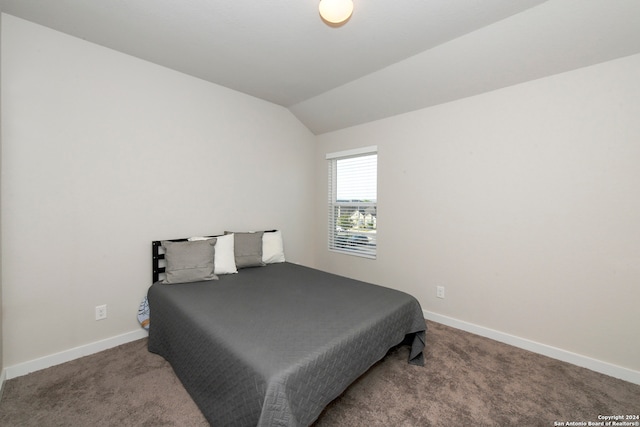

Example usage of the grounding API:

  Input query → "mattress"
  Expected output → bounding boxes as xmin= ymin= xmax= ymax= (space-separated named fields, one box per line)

xmin=147 ymin=262 xmax=425 ymax=426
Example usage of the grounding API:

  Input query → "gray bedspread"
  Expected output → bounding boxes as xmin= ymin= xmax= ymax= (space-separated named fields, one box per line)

xmin=147 ymin=262 xmax=426 ymax=426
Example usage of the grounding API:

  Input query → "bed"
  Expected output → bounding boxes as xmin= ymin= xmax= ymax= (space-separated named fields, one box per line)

xmin=147 ymin=233 xmax=426 ymax=426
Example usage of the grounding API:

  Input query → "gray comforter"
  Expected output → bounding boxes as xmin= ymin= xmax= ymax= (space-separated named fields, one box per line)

xmin=148 ymin=262 xmax=426 ymax=426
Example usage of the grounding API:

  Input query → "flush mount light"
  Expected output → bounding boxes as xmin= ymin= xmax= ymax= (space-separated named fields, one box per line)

xmin=319 ymin=0 xmax=354 ymax=25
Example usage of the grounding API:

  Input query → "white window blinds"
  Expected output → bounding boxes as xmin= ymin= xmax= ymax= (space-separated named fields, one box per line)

xmin=327 ymin=147 xmax=377 ymax=258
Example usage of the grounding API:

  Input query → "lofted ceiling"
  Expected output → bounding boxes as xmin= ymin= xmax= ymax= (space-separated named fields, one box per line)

xmin=1 ymin=0 xmax=640 ymax=134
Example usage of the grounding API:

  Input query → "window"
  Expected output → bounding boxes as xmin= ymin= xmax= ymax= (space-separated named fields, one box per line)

xmin=327 ymin=146 xmax=377 ymax=259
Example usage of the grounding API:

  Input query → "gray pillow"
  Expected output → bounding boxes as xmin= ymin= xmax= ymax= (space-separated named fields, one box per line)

xmin=161 ymin=239 xmax=218 ymax=284
xmin=225 ymin=231 xmax=265 ymax=268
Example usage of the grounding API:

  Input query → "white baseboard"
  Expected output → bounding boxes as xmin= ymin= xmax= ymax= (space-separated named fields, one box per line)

xmin=0 ymin=368 xmax=6 ymax=401
xmin=423 ymin=310 xmax=640 ymax=386
xmin=4 ymin=329 xmax=148 ymax=380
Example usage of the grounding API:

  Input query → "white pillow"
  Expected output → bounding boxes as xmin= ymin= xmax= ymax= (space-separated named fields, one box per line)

xmin=188 ymin=235 xmax=238 ymax=274
xmin=187 ymin=236 xmax=212 ymax=241
xmin=213 ymin=233 xmax=238 ymax=274
xmin=262 ymin=230 xmax=286 ymax=264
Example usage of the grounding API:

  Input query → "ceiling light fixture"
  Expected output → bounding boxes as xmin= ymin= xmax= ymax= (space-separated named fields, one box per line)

xmin=319 ymin=0 xmax=354 ymax=25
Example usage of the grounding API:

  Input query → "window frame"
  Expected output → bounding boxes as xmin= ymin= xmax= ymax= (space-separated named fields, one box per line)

xmin=326 ymin=146 xmax=378 ymax=259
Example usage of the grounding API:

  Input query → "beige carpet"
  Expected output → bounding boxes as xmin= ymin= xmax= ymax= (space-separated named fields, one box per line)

xmin=1 ymin=321 xmax=638 ymax=426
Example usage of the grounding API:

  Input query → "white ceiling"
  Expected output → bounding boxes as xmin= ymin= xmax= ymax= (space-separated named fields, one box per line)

xmin=2 ymin=0 xmax=640 ymax=134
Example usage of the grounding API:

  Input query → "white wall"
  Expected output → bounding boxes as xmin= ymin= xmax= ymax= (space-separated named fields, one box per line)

xmin=315 ymin=53 xmax=640 ymax=374
xmin=0 ymin=15 xmax=316 ymax=368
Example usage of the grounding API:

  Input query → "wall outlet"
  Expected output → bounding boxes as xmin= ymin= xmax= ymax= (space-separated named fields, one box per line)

xmin=436 ymin=286 xmax=445 ymax=299
xmin=95 ymin=304 xmax=107 ymax=320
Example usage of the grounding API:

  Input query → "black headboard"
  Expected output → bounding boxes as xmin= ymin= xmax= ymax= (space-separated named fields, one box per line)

xmin=152 ymin=240 xmax=170 ymax=284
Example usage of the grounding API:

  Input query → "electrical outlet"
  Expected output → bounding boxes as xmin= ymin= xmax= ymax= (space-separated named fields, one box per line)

xmin=436 ymin=286 xmax=445 ymax=299
xmin=95 ymin=304 xmax=107 ymax=320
